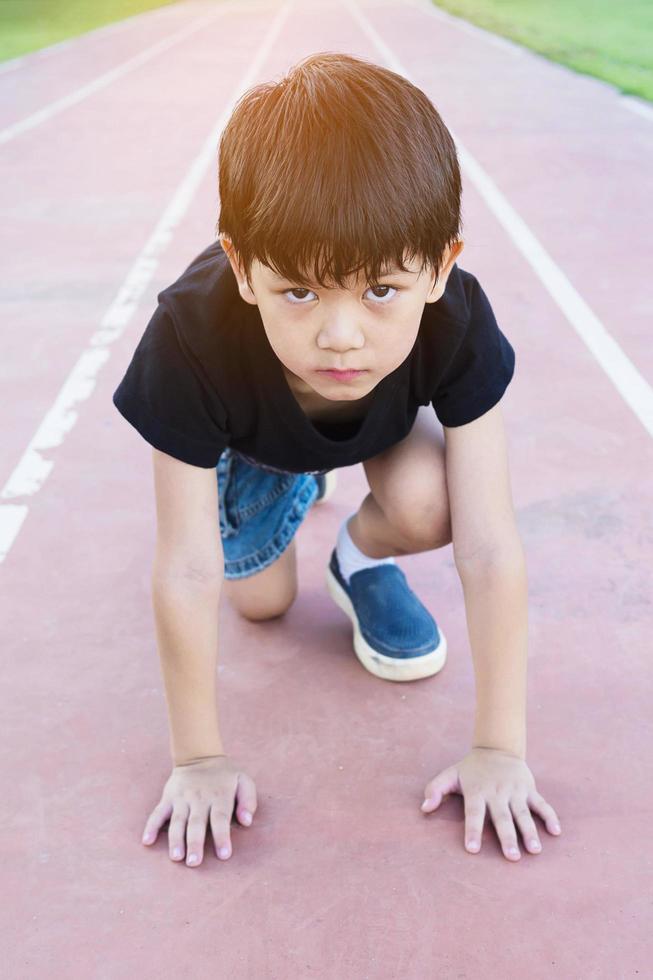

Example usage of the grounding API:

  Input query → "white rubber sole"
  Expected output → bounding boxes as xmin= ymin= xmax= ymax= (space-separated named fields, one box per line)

xmin=314 ymin=469 xmax=338 ymax=504
xmin=325 ymin=564 xmax=447 ymax=682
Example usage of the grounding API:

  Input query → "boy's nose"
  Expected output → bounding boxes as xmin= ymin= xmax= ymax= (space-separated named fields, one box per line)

xmin=318 ymin=316 xmax=365 ymax=352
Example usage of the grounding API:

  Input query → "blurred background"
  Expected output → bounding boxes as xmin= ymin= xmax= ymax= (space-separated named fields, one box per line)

xmin=2 ymin=0 xmax=652 ymax=103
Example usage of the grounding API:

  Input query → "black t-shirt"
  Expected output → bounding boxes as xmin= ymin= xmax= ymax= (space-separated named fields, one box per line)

xmin=112 ymin=239 xmax=515 ymax=474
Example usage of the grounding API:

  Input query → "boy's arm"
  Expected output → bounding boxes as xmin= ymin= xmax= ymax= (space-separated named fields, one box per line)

xmin=151 ymin=576 xmax=225 ymax=765
xmin=151 ymin=448 xmax=226 ymax=766
xmin=443 ymin=402 xmax=527 ymax=758
xmin=457 ymin=549 xmax=528 ymax=759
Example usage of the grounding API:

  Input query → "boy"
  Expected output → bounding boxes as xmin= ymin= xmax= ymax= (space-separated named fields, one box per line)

xmin=113 ymin=52 xmax=562 ymax=868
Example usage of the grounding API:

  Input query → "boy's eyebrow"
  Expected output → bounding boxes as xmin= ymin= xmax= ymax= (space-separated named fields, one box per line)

xmin=267 ymin=264 xmax=414 ymax=284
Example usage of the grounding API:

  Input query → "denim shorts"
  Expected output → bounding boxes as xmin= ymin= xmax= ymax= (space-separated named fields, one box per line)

xmin=216 ymin=448 xmax=321 ymax=580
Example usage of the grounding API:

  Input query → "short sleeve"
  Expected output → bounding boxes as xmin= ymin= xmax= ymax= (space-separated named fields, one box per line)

xmin=112 ymin=302 xmax=230 ymax=467
xmin=432 ymin=276 xmax=516 ymax=427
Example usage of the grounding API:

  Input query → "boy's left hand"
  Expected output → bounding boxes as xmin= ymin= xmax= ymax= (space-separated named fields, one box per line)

xmin=420 ymin=747 xmax=562 ymax=861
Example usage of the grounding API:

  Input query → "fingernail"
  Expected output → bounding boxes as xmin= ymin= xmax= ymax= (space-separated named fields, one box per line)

xmin=241 ymin=810 xmax=252 ymax=825
xmin=173 ymin=846 xmax=182 ymax=859
xmin=421 ymin=799 xmax=430 ymax=810
xmin=187 ymin=853 xmax=199 ymax=865
xmin=219 ymin=845 xmax=230 ymax=859
xmin=552 ymin=824 xmax=561 ymax=833
xmin=142 ymin=832 xmax=152 ymax=844
xmin=508 ymin=847 xmax=519 ymax=857
xmin=530 ymin=840 xmax=541 ymax=851
xmin=467 ymin=841 xmax=479 ymax=851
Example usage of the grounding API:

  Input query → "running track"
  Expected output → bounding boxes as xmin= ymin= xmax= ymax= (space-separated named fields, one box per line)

xmin=1 ymin=0 xmax=651 ymax=975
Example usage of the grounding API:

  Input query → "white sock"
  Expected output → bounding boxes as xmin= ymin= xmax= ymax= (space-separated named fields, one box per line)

xmin=335 ymin=514 xmax=395 ymax=584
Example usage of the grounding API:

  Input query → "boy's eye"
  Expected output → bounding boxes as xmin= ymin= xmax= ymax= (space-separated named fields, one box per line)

xmin=367 ymin=284 xmax=397 ymax=303
xmin=282 ymin=284 xmax=398 ymax=304
xmin=285 ymin=287 xmax=315 ymax=303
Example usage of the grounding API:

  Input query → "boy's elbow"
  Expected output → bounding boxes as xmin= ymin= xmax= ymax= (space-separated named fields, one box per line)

xmin=454 ymin=535 xmax=526 ymax=578
xmin=152 ymin=555 xmax=225 ymax=590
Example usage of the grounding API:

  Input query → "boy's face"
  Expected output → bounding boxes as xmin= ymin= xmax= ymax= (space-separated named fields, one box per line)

xmin=221 ymin=236 xmax=464 ymax=404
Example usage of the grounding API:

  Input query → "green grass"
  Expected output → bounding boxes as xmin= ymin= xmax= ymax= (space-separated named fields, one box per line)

xmin=431 ymin=0 xmax=653 ymax=103
xmin=0 ymin=0 xmax=182 ymax=63
xmin=3 ymin=1 xmax=650 ymax=106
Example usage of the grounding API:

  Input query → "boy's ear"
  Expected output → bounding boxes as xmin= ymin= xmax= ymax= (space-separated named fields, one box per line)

xmin=425 ymin=240 xmax=465 ymax=303
xmin=219 ymin=236 xmax=258 ymax=305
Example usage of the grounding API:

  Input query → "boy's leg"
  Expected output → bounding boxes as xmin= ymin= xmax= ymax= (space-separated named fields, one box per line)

xmin=325 ymin=405 xmax=449 ymax=682
xmin=217 ymin=449 xmax=318 ymax=622
xmin=223 ymin=536 xmax=298 ymax=621
xmin=351 ymin=405 xmax=452 ymax=558
xmin=223 ymin=469 xmax=334 ymax=622
xmin=223 ymin=404 xmax=448 ymax=622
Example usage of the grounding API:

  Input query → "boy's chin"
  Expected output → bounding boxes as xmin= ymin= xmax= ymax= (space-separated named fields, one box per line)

xmin=312 ymin=374 xmax=378 ymax=400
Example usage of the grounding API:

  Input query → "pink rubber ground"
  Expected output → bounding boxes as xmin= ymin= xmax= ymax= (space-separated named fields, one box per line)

xmin=1 ymin=0 xmax=651 ymax=975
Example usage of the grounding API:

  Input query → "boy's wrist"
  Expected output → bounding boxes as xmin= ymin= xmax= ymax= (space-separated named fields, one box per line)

xmin=171 ymin=739 xmax=226 ymax=767
xmin=174 ymin=752 xmax=227 ymax=767
xmin=472 ymin=729 xmax=526 ymax=759
xmin=472 ymin=742 xmax=526 ymax=760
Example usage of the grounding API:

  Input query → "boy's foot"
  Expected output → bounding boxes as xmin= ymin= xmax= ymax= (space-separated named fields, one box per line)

xmin=314 ymin=470 xmax=337 ymax=504
xmin=325 ymin=549 xmax=447 ymax=682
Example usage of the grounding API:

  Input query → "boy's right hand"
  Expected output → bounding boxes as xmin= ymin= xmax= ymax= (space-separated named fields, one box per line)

xmin=141 ymin=754 xmax=257 ymax=867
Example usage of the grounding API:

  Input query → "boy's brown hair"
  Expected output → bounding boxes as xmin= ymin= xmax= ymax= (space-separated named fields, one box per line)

xmin=216 ymin=51 xmax=462 ymax=289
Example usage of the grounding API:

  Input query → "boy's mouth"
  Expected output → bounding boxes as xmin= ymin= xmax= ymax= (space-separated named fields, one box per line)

xmin=317 ymin=369 xmax=367 ymax=381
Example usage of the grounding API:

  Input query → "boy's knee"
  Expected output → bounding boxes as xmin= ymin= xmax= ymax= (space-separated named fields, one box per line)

xmin=239 ymin=588 xmax=298 ymax=622
xmin=225 ymin=538 xmax=298 ymax=620
xmin=385 ymin=498 xmax=452 ymax=553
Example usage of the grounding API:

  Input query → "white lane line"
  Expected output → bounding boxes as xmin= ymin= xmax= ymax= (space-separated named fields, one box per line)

xmin=620 ymin=96 xmax=653 ymax=122
xmin=0 ymin=7 xmax=226 ymax=144
xmin=408 ymin=0 xmax=653 ymax=123
xmin=347 ymin=0 xmax=653 ymax=439
xmin=406 ymin=0 xmax=528 ymax=56
xmin=0 ymin=59 xmax=25 ymax=76
xmin=0 ymin=0 xmax=293 ymax=565
xmin=0 ymin=0 xmax=200 ymax=75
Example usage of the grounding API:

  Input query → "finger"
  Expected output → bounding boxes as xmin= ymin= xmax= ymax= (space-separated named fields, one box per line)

xmin=168 ymin=804 xmax=190 ymax=862
xmin=487 ymin=797 xmax=521 ymax=861
xmin=209 ymin=805 xmax=233 ymax=861
xmin=142 ymin=800 xmax=173 ymax=846
xmin=509 ymin=797 xmax=542 ymax=854
xmin=421 ymin=768 xmax=459 ymax=812
xmin=235 ymin=771 xmax=257 ymax=827
xmin=463 ymin=793 xmax=486 ymax=854
xmin=185 ymin=807 xmax=210 ymax=867
xmin=526 ymin=790 xmax=562 ymax=835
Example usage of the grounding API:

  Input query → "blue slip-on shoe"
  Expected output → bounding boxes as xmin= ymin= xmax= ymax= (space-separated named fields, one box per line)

xmin=314 ymin=470 xmax=337 ymax=504
xmin=325 ymin=548 xmax=447 ymax=682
